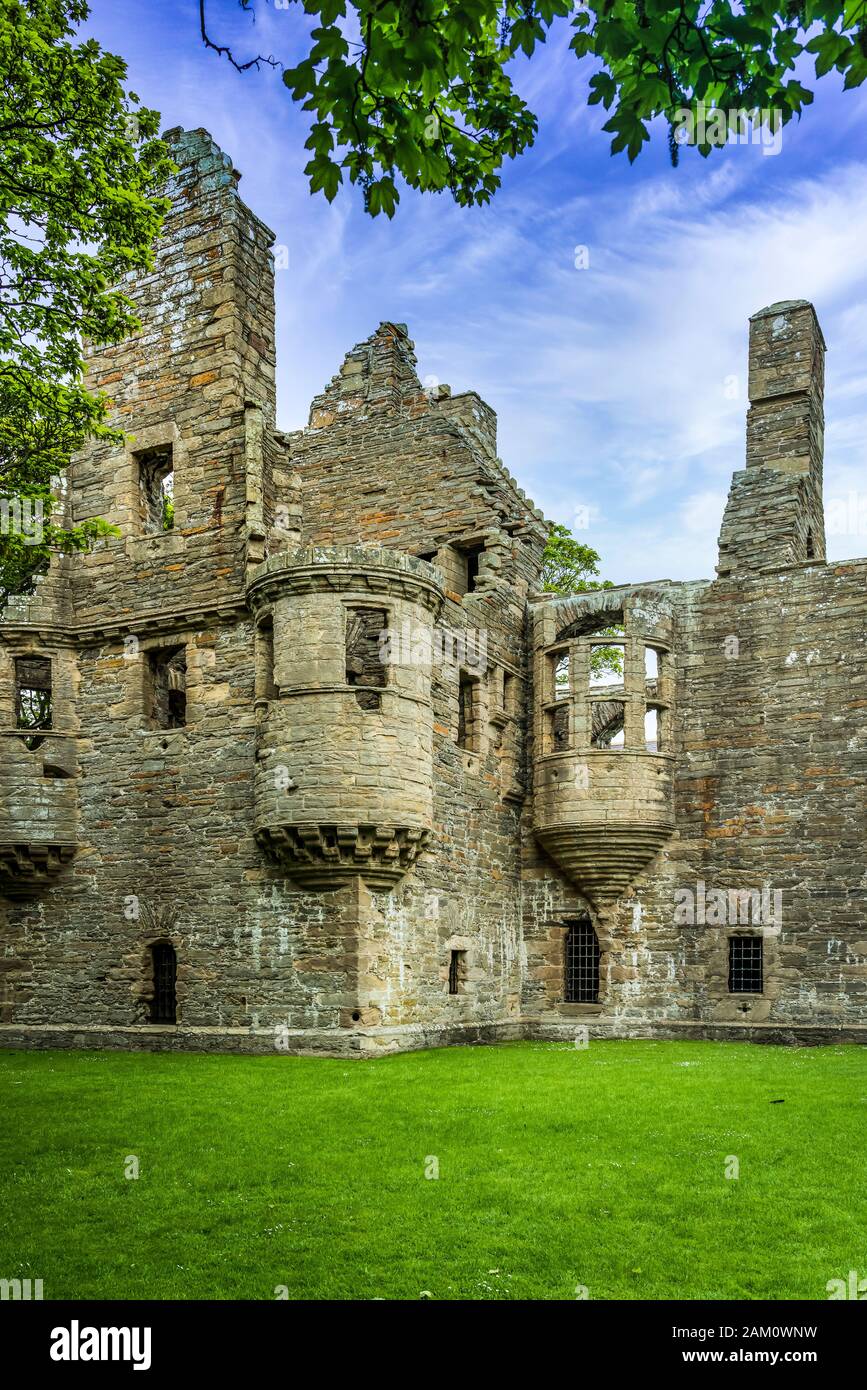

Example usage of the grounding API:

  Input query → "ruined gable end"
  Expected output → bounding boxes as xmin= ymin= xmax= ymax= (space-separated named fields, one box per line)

xmin=0 ymin=132 xmax=864 ymax=1055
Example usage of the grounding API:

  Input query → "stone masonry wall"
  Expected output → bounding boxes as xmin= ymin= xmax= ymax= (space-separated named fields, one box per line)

xmin=0 ymin=130 xmax=864 ymax=1055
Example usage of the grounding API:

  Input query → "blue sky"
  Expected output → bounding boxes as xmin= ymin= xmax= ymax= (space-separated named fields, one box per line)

xmin=87 ymin=0 xmax=867 ymax=583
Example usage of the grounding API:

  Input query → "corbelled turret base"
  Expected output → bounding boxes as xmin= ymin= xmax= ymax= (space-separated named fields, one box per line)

xmin=0 ymin=842 xmax=77 ymax=896
xmin=534 ymin=822 xmax=673 ymax=907
xmin=255 ymin=822 xmax=430 ymax=891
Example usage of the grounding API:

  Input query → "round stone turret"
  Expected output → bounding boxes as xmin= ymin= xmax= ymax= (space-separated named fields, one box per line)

xmin=247 ymin=545 xmax=444 ymax=889
xmin=531 ymin=587 xmax=676 ymax=906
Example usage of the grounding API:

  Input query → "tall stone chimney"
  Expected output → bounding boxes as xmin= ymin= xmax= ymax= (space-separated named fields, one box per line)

xmin=717 ymin=300 xmax=826 ymax=576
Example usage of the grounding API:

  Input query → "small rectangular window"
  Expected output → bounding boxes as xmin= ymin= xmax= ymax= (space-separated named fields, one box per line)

xmin=464 ymin=544 xmax=484 ymax=593
xmin=457 ymin=671 xmax=479 ymax=750
xmin=15 ymin=656 xmax=52 ymax=732
xmin=255 ymin=616 xmax=277 ymax=701
xmin=147 ymin=646 xmax=187 ymax=729
xmin=645 ymin=705 xmax=660 ymax=752
xmin=137 ymin=445 xmax=174 ymax=534
xmin=565 ymin=919 xmax=600 ymax=1003
xmin=550 ymin=649 xmax=570 ymax=700
xmin=503 ymin=671 xmax=517 ymax=715
xmin=546 ymin=702 xmax=570 ymax=752
xmin=728 ymin=937 xmax=763 ymax=993
xmin=448 ymin=949 xmax=466 ymax=995
xmin=15 ymin=655 xmax=52 ymax=751
xmin=346 ymin=608 xmax=387 ymax=709
xmin=645 ymin=646 xmax=659 ymax=680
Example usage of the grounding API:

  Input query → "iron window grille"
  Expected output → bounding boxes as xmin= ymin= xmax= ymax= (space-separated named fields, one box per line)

xmin=728 ymin=936 xmax=763 ymax=993
xmin=565 ymin=919 xmax=600 ymax=1003
xmin=150 ymin=942 xmax=178 ymax=1023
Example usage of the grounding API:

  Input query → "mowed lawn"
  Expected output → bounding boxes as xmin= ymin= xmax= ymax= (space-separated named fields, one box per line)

xmin=1 ymin=1041 xmax=865 ymax=1301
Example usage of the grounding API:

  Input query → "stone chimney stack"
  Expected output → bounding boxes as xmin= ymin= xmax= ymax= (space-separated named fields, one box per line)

xmin=717 ymin=300 xmax=826 ymax=576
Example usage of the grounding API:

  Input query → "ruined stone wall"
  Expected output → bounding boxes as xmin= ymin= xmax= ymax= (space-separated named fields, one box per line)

xmin=70 ymin=127 xmax=278 ymax=626
xmin=290 ymin=322 xmax=545 ymax=571
xmin=522 ymin=302 xmax=865 ymax=1044
xmin=522 ymin=557 xmax=867 ymax=1041
xmin=0 ymin=130 xmax=864 ymax=1055
xmin=675 ymin=561 xmax=867 ymax=1029
xmin=0 ymin=129 xmax=313 ymax=1043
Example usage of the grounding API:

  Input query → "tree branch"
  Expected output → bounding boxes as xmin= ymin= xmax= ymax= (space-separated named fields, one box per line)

xmin=198 ymin=0 xmax=280 ymax=73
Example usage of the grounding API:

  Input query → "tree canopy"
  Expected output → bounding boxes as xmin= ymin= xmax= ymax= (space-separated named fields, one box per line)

xmin=0 ymin=0 xmax=171 ymax=607
xmin=201 ymin=0 xmax=867 ymax=215
xmin=540 ymin=523 xmax=622 ymax=675
xmin=539 ymin=522 xmax=613 ymax=596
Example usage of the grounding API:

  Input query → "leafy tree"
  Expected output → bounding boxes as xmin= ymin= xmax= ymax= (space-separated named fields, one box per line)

xmin=0 ymin=0 xmax=172 ymax=608
xmin=200 ymin=0 xmax=867 ymax=215
xmin=539 ymin=521 xmax=611 ymax=595
xmin=540 ymin=522 xmax=622 ymax=678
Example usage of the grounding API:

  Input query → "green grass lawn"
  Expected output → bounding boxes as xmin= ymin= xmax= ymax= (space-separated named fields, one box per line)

xmin=1 ymin=1040 xmax=865 ymax=1300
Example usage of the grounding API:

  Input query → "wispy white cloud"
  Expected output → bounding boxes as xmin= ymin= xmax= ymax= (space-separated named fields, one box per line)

xmin=87 ymin=0 xmax=867 ymax=583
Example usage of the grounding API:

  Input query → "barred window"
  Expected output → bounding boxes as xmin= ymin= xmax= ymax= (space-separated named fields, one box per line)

xmin=728 ymin=936 xmax=763 ymax=993
xmin=149 ymin=942 xmax=177 ymax=1024
xmin=565 ymin=919 xmax=600 ymax=1003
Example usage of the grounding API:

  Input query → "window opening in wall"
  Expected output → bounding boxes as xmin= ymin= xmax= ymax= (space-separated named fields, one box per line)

xmin=728 ymin=936 xmax=763 ymax=993
xmin=256 ymin=616 xmax=277 ymax=701
xmin=148 ymin=646 xmax=187 ymax=729
xmin=645 ymin=705 xmax=660 ymax=752
xmin=448 ymin=949 xmax=466 ymax=995
xmin=591 ymin=700 xmax=625 ymax=749
xmin=137 ymin=445 xmax=174 ymax=533
xmin=149 ymin=941 xmax=177 ymax=1023
xmin=589 ymin=640 xmax=625 ymax=688
xmin=346 ymin=607 xmax=387 ymax=709
xmin=551 ymin=650 xmax=570 ymax=700
xmin=15 ymin=656 xmax=52 ymax=750
xmin=806 ymin=528 xmax=815 ymax=559
xmin=645 ymin=646 xmax=659 ymax=680
xmin=464 ymin=544 xmax=484 ymax=593
xmin=547 ymin=702 xmax=570 ymax=752
xmin=503 ymin=671 xmax=518 ymax=719
xmin=565 ymin=919 xmax=600 ymax=1002
xmin=457 ymin=671 xmax=477 ymax=749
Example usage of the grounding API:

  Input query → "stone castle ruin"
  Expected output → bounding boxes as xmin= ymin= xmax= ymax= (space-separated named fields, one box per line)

xmin=0 ymin=129 xmax=864 ymax=1054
